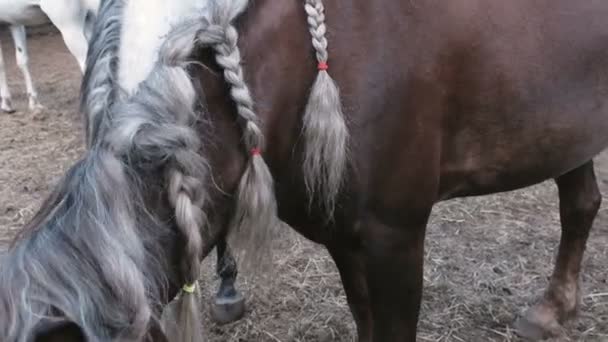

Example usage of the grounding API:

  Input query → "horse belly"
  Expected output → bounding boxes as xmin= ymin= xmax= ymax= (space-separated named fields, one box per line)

xmin=0 ymin=1 xmax=48 ymax=26
xmin=439 ymin=110 xmax=608 ymax=200
xmin=437 ymin=1 xmax=608 ymax=199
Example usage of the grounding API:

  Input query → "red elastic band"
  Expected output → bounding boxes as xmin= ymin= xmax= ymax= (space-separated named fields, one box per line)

xmin=318 ymin=62 xmax=329 ymax=71
xmin=250 ymin=148 xmax=261 ymax=156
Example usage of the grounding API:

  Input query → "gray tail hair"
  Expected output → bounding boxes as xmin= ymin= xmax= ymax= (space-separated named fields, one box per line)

xmin=303 ymin=0 xmax=348 ymax=218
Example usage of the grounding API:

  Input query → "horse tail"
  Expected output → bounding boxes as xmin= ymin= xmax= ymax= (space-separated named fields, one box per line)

xmin=303 ymin=0 xmax=349 ymax=218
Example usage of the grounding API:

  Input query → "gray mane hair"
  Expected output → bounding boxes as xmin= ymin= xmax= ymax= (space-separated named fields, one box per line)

xmin=0 ymin=150 xmax=172 ymax=342
xmin=0 ymin=0 xmax=211 ymax=340
xmin=80 ymin=0 xmax=124 ymax=146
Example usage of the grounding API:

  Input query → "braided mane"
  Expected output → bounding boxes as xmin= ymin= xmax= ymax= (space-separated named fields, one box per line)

xmin=94 ymin=1 xmax=347 ymax=340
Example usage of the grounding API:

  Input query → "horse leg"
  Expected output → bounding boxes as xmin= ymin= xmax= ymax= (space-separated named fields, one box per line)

xmin=328 ymin=247 xmax=373 ymax=341
xmin=517 ymin=161 xmax=601 ymax=339
xmin=0 ymin=37 xmax=15 ymax=113
xmin=209 ymin=237 xmax=245 ymax=324
xmin=9 ymin=26 xmax=43 ymax=112
xmin=40 ymin=0 xmax=88 ymax=72
xmin=331 ymin=216 xmax=427 ymax=341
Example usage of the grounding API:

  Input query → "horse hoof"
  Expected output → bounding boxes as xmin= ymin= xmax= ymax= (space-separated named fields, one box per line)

xmin=2 ymin=107 xmax=16 ymax=114
xmin=210 ymin=293 xmax=245 ymax=325
xmin=515 ymin=306 xmax=562 ymax=340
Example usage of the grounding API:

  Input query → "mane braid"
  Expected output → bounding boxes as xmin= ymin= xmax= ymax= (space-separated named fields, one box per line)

xmin=106 ymin=18 xmax=213 ymax=342
xmin=205 ymin=2 xmax=278 ymax=272
xmin=303 ymin=0 xmax=348 ymax=218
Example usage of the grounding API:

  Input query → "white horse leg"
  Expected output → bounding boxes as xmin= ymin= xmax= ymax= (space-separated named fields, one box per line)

xmin=9 ymin=26 xmax=43 ymax=111
xmin=40 ymin=0 xmax=88 ymax=73
xmin=0 ymin=38 xmax=15 ymax=113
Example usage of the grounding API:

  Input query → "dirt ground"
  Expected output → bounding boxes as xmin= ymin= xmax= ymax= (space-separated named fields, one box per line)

xmin=0 ymin=30 xmax=606 ymax=342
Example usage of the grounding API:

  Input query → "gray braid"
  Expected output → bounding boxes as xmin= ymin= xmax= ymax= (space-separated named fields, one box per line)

xmin=105 ymin=19 xmax=211 ymax=342
xmin=305 ymin=0 xmax=329 ymax=63
xmin=202 ymin=7 xmax=277 ymax=271
xmin=213 ymin=24 xmax=264 ymax=150
xmin=302 ymin=0 xmax=349 ymax=218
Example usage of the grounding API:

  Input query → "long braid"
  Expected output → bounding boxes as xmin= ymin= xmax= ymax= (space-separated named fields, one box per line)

xmin=106 ymin=19 xmax=211 ymax=342
xmin=213 ymin=24 xmax=264 ymax=151
xmin=305 ymin=0 xmax=329 ymax=64
xmin=149 ymin=22 xmax=207 ymax=342
xmin=303 ymin=0 xmax=348 ymax=217
xmin=205 ymin=8 xmax=277 ymax=270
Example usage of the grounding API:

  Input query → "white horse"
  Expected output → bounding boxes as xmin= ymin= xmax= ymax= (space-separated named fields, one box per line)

xmin=0 ymin=0 xmax=99 ymax=113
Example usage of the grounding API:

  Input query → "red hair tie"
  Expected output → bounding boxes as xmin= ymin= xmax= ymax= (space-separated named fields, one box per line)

xmin=318 ymin=61 xmax=329 ymax=71
xmin=250 ymin=147 xmax=261 ymax=156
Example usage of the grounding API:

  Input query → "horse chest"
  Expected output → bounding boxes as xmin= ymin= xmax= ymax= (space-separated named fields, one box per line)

xmin=0 ymin=1 xmax=48 ymax=25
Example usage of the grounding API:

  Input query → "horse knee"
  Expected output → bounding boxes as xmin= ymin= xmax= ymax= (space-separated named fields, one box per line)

xmin=562 ymin=186 xmax=601 ymax=230
xmin=579 ymin=187 xmax=601 ymax=216
xmin=557 ymin=163 xmax=601 ymax=233
xmin=15 ymin=50 xmax=29 ymax=71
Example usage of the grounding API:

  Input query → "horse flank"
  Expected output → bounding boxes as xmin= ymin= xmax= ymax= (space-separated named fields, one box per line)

xmin=0 ymin=0 xmax=347 ymax=340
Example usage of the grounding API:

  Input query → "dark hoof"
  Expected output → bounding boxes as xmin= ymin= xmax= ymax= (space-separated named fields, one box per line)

xmin=2 ymin=108 xmax=16 ymax=114
xmin=210 ymin=293 xmax=245 ymax=325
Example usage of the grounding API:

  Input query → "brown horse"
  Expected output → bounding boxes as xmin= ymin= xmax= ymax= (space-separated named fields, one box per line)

xmin=1 ymin=0 xmax=607 ymax=341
